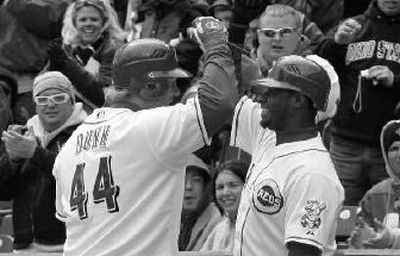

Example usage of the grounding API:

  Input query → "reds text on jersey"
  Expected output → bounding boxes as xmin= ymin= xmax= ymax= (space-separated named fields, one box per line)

xmin=231 ymin=96 xmax=344 ymax=256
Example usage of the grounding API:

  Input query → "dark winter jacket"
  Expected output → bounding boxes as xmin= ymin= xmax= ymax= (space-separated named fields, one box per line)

xmin=274 ymin=0 xmax=343 ymax=34
xmin=317 ymin=0 xmax=400 ymax=146
xmin=356 ymin=120 xmax=400 ymax=249
xmin=0 ymin=103 xmax=87 ymax=249
xmin=56 ymin=34 xmax=124 ymax=108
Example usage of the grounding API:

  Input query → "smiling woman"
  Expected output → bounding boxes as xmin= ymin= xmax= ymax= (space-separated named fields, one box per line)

xmin=46 ymin=0 xmax=126 ymax=110
xmin=75 ymin=5 xmax=105 ymax=46
xmin=200 ymin=159 xmax=248 ymax=252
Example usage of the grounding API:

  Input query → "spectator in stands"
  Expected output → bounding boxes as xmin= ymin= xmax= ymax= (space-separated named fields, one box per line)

xmin=235 ymin=4 xmax=340 ymax=131
xmin=0 ymin=71 xmax=87 ymax=252
xmin=209 ymin=0 xmax=233 ymax=29
xmin=0 ymin=67 xmax=17 ymax=133
xmin=348 ymin=120 xmax=400 ymax=249
xmin=230 ymin=3 xmax=326 ymax=97
xmin=179 ymin=154 xmax=222 ymax=251
xmin=137 ymin=0 xmax=209 ymax=43
xmin=273 ymin=0 xmax=343 ymax=34
xmin=201 ymin=159 xmax=247 ymax=252
xmin=252 ymin=4 xmax=326 ymax=75
xmin=344 ymin=0 xmax=372 ymax=18
xmin=229 ymin=1 xmax=325 ymax=60
xmin=0 ymin=0 xmax=71 ymax=125
xmin=317 ymin=0 xmax=400 ymax=206
xmin=48 ymin=0 xmax=125 ymax=109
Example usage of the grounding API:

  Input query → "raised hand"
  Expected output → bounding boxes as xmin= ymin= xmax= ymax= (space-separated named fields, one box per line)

xmin=48 ymin=38 xmax=69 ymax=70
xmin=187 ymin=16 xmax=228 ymax=52
xmin=334 ymin=18 xmax=362 ymax=45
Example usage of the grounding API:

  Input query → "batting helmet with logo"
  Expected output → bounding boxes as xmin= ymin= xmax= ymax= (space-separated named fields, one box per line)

xmin=112 ymin=38 xmax=192 ymax=88
xmin=254 ymin=55 xmax=331 ymax=111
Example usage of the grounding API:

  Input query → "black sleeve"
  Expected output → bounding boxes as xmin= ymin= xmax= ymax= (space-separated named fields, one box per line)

xmin=0 ymin=150 xmax=19 ymax=200
xmin=28 ymin=146 xmax=57 ymax=175
xmin=197 ymin=44 xmax=237 ymax=137
xmin=287 ymin=241 xmax=322 ymax=256
xmin=60 ymin=57 xmax=106 ymax=107
xmin=314 ymin=37 xmax=345 ymax=69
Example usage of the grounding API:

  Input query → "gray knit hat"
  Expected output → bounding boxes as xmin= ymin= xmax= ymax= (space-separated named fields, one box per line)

xmin=33 ymin=71 xmax=75 ymax=102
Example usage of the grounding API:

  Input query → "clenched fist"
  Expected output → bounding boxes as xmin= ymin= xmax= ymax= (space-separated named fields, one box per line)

xmin=334 ymin=18 xmax=362 ymax=45
xmin=363 ymin=65 xmax=395 ymax=87
xmin=187 ymin=16 xmax=228 ymax=52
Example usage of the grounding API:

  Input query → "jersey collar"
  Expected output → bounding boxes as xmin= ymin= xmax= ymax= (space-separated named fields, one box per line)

xmin=275 ymin=126 xmax=318 ymax=145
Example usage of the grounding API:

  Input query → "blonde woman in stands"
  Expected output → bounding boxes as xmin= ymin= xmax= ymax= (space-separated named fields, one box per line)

xmin=47 ymin=0 xmax=125 ymax=109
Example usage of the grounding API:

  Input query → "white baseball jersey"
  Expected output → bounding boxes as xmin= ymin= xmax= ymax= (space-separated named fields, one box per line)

xmin=53 ymin=96 xmax=211 ymax=256
xmin=231 ymin=96 xmax=344 ymax=256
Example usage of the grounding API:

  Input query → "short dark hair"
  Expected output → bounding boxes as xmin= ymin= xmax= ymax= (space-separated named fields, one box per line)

xmin=216 ymin=159 xmax=248 ymax=183
xmin=186 ymin=165 xmax=212 ymax=184
xmin=212 ymin=159 xmax=248 ymax=214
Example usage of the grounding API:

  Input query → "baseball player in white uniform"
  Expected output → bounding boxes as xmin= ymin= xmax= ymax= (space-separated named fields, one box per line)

xmin=231 ymin=55 xmax=344 ymax=256
xmin=52 ymin=17 xmax=236 ymax=256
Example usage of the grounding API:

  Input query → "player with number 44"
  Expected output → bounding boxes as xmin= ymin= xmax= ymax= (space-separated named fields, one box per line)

xmin=52 ymin=16 xmax=235 ymax=256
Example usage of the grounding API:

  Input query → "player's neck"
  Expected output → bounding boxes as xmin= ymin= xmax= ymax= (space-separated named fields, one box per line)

xmin=105 ymin=100 xmax=142 ymax=111
xmin=275 ymin=126 xmax=318 ymax=145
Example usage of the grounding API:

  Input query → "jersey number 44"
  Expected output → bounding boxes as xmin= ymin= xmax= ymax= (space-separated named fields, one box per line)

xmin=69 ymin=155 xmax=120 ymax=220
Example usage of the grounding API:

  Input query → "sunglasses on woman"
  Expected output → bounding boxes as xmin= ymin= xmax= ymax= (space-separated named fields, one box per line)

xmin=257 ymin=27 xmax=298 ymax=38
xmin=34 ymin=93 xmax=70 ymax=106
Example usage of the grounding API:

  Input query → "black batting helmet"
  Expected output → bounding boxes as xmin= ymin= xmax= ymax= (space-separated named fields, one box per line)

xmin=112 ymin=38 xmax=192 ymax=88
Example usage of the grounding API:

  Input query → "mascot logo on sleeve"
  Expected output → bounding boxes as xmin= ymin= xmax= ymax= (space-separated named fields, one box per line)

xmin=252 ymin=179 xmax=283 ymax=214
xmin=300 ymin=200 xmax=326 ymax=235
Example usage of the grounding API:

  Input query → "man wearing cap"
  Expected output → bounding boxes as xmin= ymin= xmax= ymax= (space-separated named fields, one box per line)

xmin=0 ymin=71 xmax=87 ymax=253
xmin=231 ymin=55 xmax=344 ymax=256
xmin=179 ymin=154 xmax=222 ymax=251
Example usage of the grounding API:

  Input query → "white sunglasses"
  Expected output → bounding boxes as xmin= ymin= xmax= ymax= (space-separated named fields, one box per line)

xmin=258 ymin=27 xmax=298 ymax=38
xmin=34 ymin=93 xmax=70 ymax=106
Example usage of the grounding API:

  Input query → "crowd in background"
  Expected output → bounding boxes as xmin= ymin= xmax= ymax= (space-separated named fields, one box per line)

xmin=1 ymin=0 xmax=400 ymax=254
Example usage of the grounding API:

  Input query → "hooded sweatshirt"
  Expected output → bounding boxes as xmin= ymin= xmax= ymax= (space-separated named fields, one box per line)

xmin=317 ymin=0 xmax=400 ymax=146
xmin=0 ymin=103 xmax=87 ymax=249
xmin=359 ymin=120 xmax=400 ymax=248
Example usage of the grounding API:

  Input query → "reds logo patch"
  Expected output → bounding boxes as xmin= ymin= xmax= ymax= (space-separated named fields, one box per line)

xmin=252 ymin=179 xmax=283 ymax=214
xmin=300 ymin=200 xmax=326 ymax=235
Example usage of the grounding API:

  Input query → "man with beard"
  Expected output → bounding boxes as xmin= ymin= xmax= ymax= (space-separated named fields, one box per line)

xmin=230 ymin=55 xmax=344 ymax=256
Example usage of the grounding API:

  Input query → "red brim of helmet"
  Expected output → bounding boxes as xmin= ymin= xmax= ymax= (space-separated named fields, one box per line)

xmin=148 ymin=68 xmax=192 ymax=79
